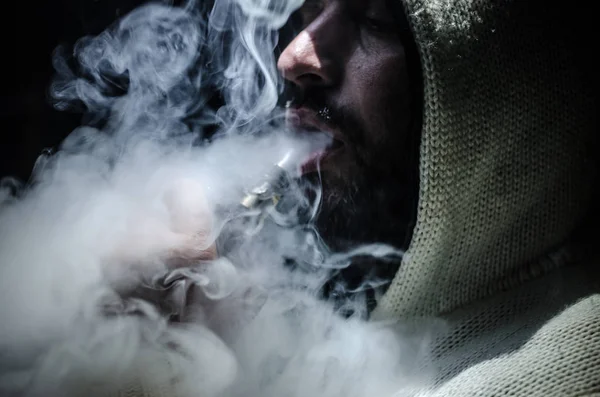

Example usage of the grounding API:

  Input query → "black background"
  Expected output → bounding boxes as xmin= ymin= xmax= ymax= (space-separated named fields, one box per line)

xmin=0 ymin=0 xmax=155 ymax=181
xmin=1 ymin=1 xmax=596 ymax=183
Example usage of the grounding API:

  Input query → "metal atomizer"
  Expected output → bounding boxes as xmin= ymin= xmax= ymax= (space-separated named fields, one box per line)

xmin=239 ymin=151 xmax=295 ymax=211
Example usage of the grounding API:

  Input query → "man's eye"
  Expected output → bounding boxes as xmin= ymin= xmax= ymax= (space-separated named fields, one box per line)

xmin=363 ymin=16 xmax=395 ymax=34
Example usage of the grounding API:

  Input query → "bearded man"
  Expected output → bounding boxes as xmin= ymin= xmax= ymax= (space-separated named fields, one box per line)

xmin=275 ymin=0 xmax=599 ymax=395
xmin=6 ymin=0 xmax=598 ymax=395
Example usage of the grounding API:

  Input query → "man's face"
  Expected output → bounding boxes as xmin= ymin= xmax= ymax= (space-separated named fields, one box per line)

xmin=277 ymin=0 xmax=420 ymax=251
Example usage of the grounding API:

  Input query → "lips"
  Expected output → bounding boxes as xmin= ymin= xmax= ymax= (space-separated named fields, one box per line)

xmin=285 ymin=107 xmax=345 ymax=174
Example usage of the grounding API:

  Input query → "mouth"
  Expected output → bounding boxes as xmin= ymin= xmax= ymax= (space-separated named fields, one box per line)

xmin=285 ymin=106 xmax=345 ymax=175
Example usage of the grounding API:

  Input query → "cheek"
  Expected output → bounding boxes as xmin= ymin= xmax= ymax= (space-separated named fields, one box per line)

xmin=348 ymin=52 xmax=411 ymax=148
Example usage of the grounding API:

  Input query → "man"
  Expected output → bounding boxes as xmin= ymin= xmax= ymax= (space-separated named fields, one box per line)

xmin=115 ymin=0 xmax=597 ymax=395
xmin=17 ymin=0 xmax=595 ymax=395
xmin=276 ymin=0 xmax=599 ymax=395
xmin=279 ymin=0 xmax=421 ymax=254
xmin=274 ymin=0 xmax=423 ymax=307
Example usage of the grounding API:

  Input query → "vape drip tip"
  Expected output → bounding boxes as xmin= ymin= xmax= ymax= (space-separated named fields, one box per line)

xmin=240 ymin=151 xmax=294 ymax=210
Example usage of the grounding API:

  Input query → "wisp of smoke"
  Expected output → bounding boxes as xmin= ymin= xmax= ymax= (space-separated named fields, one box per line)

xmin=0 ymin=1 xmax=439 ymax=396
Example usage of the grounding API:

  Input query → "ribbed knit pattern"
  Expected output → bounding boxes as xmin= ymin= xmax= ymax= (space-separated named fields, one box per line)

xmin=375 ymin=0 xmax=596 ymax=318
xmin=374 ymin=0 xmax=599 ymax=395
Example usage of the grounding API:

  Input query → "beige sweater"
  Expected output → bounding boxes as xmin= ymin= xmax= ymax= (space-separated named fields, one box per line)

xmin=374 ymin=0 xmax=599 ymax=395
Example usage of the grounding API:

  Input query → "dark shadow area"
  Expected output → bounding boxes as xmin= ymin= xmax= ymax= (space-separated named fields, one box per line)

xmin=0 ymin=0 xmax=152 ymax=181
xmin=0 ymin=0 xmax=208 ymax=181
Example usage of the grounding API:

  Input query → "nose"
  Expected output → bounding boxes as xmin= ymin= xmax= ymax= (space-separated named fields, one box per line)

xmin=277 ymin=16 xmax=341 ymax=90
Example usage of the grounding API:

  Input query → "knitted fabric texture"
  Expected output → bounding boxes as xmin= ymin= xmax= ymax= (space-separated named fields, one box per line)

xmin=374 ymin=0 xmax=597 ymax=318
xmin=373 ymin=0 xmax=600 ymax=395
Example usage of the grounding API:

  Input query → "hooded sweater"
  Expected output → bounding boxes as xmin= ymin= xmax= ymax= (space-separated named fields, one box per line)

xmin=374 ymin=0 xmax=599 ymax=395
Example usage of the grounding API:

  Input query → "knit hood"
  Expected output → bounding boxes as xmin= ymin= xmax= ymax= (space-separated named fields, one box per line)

xmin=375 ymin=0 xmax=597 ymax=318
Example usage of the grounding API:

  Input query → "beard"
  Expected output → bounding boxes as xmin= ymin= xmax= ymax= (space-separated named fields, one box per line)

xmin=301 ymin=167 xmax=416 ymax=316
xmin=297 ymin=99 xmax=419 ymax=254
xmin=310 ymin=163 xmax=417 ymax=253
xmin=304 ymin=142 xmax=418 ymax=301
xmin=283 ymin=83 xmax=421 ymax=311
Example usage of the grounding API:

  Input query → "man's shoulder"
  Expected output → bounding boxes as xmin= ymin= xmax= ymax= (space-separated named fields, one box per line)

xmin=431 ymin=293 xmax=600 ymax=397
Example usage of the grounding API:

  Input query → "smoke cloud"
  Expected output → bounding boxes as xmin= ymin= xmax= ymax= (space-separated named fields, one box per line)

xmin=0 ymin=1 xmax=439 ymax=396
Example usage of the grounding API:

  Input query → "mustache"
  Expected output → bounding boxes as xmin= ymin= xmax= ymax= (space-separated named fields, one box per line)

xmin=284 ymin=87 xmax=364 ymax=145
xmin=288 ymin=98 xmax=337 ymax=128
xmin=284 ymin=85 xmax=341 ymax=128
